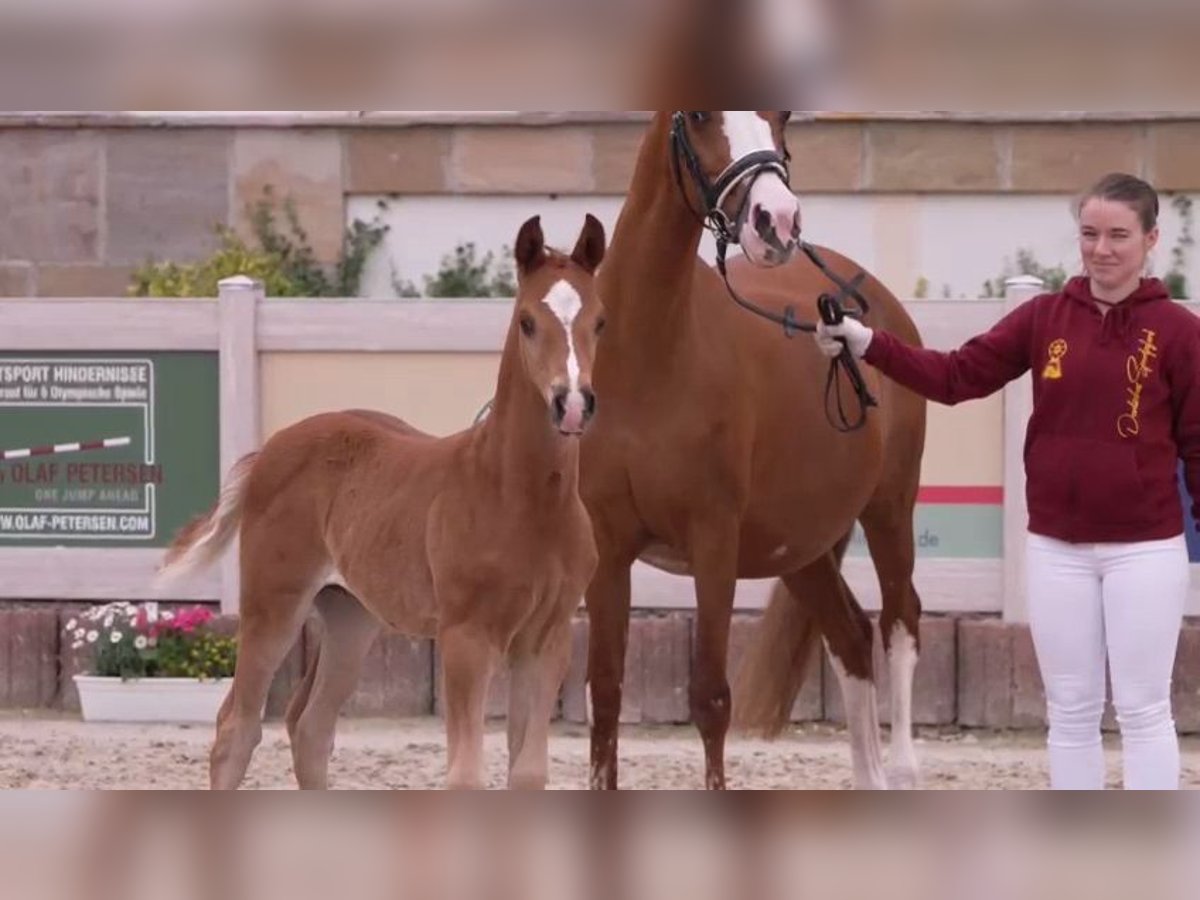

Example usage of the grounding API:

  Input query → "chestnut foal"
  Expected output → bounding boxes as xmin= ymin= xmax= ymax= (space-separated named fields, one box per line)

xmin=159 ymin=215 xmax=607 ymax=790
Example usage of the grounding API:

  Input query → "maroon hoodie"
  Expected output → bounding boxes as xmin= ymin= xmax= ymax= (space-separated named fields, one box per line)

xmin=865 ymin=277 xmax=1200 ymax=543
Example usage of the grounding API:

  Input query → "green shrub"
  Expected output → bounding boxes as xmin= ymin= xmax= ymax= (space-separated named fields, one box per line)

xmin=129 ymin=188 xmax=389 ymax=298
xmin=404 ymin=242 xmax=516 ymax=298
xmin=982 ymin=249 xmax=1068 ymax=298
xmin=1166 ymin=195 xmax=1193 ymax=300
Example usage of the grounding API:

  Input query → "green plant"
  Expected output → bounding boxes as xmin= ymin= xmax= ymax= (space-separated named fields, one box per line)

xmin=417 ymin=242 xmax=517 ymax=298
xmin=982 ymin=249 xmax=1068 ymax=298
xmin=390 ymin=265 xmax=424 ymax=298
xmin=1165 ymin=194 xmax=1194 ymax=300
xmin=65 ymin=601 xmax=236 ymax=680
xmin=129 ymin=188 xmax=389 ymax=298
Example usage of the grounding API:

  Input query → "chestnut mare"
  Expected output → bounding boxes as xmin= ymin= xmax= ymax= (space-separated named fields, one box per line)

xmin=158 ymin=215 xmax=608 ymax=790
xmin=580 ymin=112 xmax=927 ymax=789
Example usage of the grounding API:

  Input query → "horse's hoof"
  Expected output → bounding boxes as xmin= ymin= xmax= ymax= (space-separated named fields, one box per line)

xmin=886 ymin=766 xmax=921 ymax=790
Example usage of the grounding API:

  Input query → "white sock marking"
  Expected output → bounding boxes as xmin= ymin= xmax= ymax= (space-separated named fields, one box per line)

xmin=888 ymin=621 xmax=920 ymax=786
xmin=825 ymin=640 xmax=889 ymax=790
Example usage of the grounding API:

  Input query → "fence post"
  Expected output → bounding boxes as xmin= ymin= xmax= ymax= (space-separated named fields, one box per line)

xmin=1002 ymin=275 xmax=1045 ymax=623
xmin=218 ymin=276 xmax=262 ymax=616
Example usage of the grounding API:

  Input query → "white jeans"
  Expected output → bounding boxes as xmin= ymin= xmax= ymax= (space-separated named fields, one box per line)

xmin=1026 ymin=532 xmax=1188 ymax=790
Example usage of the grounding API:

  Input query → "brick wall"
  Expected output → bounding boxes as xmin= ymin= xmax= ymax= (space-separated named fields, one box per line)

xmin=2 ymin=113 xmax=1197 ymax=298
xmin=7 ymin=604 xmax=1200 ymax=733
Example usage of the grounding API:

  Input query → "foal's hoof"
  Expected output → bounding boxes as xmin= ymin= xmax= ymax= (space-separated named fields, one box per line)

xmin=886 ymin=766 xmax=921 ymax=790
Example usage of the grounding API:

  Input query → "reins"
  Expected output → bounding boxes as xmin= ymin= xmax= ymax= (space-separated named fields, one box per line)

xmin=669 ymin=111 xmax=878 ymax=432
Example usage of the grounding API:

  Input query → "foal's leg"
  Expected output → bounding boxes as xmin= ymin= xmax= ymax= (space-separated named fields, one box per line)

xmin=210 ymin=564 xmax=322 ymax=790
xmin=507 ymin=618 xmax=573 ymax=790
xmin=440 ymin=623 xmax=499 ymax=790
xmin=784 ymin=556 xmax=888 ymax=790
xmin=284 ymin=645 xmax=318 ymax=747
xmin=859 ymin=497 xmax=923 ymax=789
xmin=688 ymin=519 xmax=740 ymax=790
xmin=288 ymin=588 xmax=381 ymax=790
xmin=585 ymin=554 xmax=633 ymax=790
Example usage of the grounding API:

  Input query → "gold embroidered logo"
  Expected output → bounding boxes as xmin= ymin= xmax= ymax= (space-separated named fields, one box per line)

xmin=1117 ymin=328 xmax=1159 ymax=439
xmin=1042 ymin=339 xmax=1068 ymax=380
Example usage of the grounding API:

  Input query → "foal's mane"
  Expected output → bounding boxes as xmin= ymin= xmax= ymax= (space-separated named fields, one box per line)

xmin=536 ymin=248 xmax=575 ymax=271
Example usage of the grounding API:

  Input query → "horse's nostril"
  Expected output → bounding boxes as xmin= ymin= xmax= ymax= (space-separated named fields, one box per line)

xmin=754 ymin=205 xmax=773 ymax=240
xmin=583 ymin=388 xmax=596 ymax=418
xmin=552 ymin=389 xmax=568 ymax=423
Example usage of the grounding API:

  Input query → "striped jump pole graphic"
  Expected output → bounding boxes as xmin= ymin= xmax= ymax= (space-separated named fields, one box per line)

xmin=1 ymin=436 xmax=131 ymax=461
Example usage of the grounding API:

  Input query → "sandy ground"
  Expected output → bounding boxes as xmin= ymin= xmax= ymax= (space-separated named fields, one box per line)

xmin=3 ymin=713 xmax=1200 ymax=789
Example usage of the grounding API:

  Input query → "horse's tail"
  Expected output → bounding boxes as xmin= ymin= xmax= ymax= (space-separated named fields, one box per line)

xmin=155 ymin=452 xmax=258 ymax=587
xmin=731 ymin=578 xmax=822 ymax=739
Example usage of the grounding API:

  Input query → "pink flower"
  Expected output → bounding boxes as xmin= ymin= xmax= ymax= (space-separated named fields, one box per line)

xmin=156 ymin=605 xmax=214 ymax=636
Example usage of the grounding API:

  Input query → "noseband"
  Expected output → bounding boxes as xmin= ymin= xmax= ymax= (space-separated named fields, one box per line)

xmin=668 ymin=110 xmax=877 ymax=433
xmin=669 ymin=111 xmax=791 ymax=245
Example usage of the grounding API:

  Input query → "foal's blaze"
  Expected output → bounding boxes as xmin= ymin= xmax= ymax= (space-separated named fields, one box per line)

xmin=513 ymin=214 xmax=607 ymax=436
xmin=676 ymin=110 xmax=801 ymax=266
xmin=159 ymin=215 xmax=608 ymax=791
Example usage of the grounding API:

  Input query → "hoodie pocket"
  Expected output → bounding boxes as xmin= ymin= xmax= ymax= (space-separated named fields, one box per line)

xmin=1027 ymin=435 xmax=1148 ymax=530
xmin=1083 ymin=439 xmax=1151 ymax=527
xmin=1025 ymin=434 xmax=1076 ymax=522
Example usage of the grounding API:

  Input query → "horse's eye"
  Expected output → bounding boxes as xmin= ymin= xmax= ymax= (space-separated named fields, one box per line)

xmin=595 ymin=317 xmax=607 ymax=336
xmin=689 ymin=111 xmax=711 ymax=125
xmin=520 ymin=315 xmax=536 ymax=337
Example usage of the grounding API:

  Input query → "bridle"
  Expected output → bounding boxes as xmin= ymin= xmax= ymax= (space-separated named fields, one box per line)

xmin=669 ymin=110 xmax=878 ymax=433
xmin=669 ymin=110 xmax=791 ymax=246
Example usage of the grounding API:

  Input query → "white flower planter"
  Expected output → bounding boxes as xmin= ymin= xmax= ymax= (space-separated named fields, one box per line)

xmin=74 ymin=675 xmax=230 ymax=724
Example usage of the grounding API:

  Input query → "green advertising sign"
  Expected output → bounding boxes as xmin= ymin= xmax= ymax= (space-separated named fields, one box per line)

xmin=844 ymin=504 xmax=1003 ymax=559
xmin=0 ymin=353 xmax=219 ymax=548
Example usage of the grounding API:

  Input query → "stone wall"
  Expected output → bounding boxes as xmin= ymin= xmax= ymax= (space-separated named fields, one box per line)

xmin=8 ymin=606 xmax=1200 ymax=733
xmin=2 ymin=112 xmax=1197 ymax=298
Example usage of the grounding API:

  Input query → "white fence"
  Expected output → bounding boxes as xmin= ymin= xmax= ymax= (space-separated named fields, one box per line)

xmin=3 ymin=276 xmax=1198 ymax=622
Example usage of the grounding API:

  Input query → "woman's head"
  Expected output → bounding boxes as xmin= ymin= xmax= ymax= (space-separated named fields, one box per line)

xmin=1076 ymin=173 xmax=1160 ymax=294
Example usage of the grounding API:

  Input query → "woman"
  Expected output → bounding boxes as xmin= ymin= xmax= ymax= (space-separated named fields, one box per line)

xmin=816 ymin=173 xmax=1200 ymax=789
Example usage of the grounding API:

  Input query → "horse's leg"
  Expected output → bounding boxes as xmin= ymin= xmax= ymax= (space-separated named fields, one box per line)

xmin=506 ymin=617 xmax=572 ymax=790
xmin=783 ymin=555 xmax=889 ymax=790
xmin=689 ymin=520 xmax=740 ymax=790
xmin=210 ymin=570 xmax=318 ymax=790
xmin=859 ymin=495 xmax=923 ymax=789
xmin=585 ymin=553 xmax=633 ymax=790
xmin=288 ymin=588 xmax=381 ymax=790
xmin=440 ymin=622 xmax=499 ymax=790
xmin=284 ymin=641 xmax=318 ymax=748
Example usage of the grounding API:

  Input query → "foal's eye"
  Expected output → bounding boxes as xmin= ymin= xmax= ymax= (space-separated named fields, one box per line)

xmin=595 ymin=317 xmax=607 ymax=336
xmin=520 ymin=315 xmax=536 ymax=337
xmin=689 ymin=111 xmax=711 ymax=125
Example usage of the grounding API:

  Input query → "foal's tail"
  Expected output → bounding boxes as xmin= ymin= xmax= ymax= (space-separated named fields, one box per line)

xmin=731 ymin=578 xmax=822 ymax=739
xmin=155 ymin=452 xmax=259 ymax=587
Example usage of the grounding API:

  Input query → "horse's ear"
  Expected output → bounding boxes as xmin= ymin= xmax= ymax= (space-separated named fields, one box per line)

xmin=515 ymin=215 xmax=547 ymax=275
xmin=571 ymin=214 xmax=606 ymax=274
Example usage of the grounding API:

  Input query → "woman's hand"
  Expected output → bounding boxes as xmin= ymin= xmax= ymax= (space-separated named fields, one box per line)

xmin=815 ymin=318 xmax=873 ymax=359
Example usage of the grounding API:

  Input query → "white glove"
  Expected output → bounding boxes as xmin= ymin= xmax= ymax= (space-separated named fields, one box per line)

xmin=814 ymin=318 xmax=873 ymax=360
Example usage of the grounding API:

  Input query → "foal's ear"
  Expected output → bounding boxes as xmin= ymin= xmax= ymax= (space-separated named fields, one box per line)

xmin=515 ymin=215 xmax=548 ymax=276
xmin=571 ymin=214 xmax=606 ymax=274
